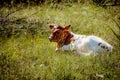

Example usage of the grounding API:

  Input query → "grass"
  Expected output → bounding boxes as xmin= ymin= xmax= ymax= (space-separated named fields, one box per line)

xmin=0 ymin=3 xmax=120 ymax=80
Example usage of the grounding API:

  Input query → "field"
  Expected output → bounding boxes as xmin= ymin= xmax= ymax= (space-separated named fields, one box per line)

xmin=0 ymin=3 xmax=120 ymax=80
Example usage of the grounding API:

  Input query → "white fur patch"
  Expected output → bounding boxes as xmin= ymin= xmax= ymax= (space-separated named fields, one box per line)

xmin=71 ymin=33 xmax=113 ymax=56
xmin=55 ymin=32 xmax=113 ymax=56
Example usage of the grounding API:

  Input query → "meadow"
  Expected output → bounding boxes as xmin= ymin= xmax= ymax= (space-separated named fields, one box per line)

xmin=0 ymin=3 xmax=120 ymax=80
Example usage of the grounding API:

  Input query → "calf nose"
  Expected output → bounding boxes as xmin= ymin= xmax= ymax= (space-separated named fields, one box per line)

xmin=49 ymin=37 xmax=52 ymax=42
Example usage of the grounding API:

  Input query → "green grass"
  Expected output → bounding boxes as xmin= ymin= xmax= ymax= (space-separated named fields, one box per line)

xmin=0 ymin=3 xmax=120 ymax=80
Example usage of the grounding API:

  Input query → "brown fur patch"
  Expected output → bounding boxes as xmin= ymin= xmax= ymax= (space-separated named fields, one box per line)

xmin=101 ymin=46 xmax=105 ymax=49
xmin=107 ymin=49 xmax=109 ymax=51
xmin=64 ymin=33 xmax=73 ymax=45
xmin=105 ymin=47 xmax=108 ymax=49
xmin=98 ymin=43 xmax=102 ymax=46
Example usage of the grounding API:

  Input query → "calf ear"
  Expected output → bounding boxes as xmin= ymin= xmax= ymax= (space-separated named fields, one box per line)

xmin=49 ymin=24 xmax=54 ymax=29
xmin=64 ymin=25 xmax=71 ymax=30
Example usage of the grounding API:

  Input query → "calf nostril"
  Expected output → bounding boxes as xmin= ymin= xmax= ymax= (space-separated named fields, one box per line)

xmin=49 ymin=37 xmax=52 ymax=41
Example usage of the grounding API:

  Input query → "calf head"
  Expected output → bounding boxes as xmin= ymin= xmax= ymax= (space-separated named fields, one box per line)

xmin=49 ymin=24 xmax=73 ymax=49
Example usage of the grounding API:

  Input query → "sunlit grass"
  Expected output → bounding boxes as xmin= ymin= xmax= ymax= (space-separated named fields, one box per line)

xmin=1 ymin=35 xmax=119 ymax=79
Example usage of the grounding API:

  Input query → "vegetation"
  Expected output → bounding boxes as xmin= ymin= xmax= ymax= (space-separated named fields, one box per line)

xmin=0 ymin=1 xmax=120 ymax=80
xmin=0 ymin=0 xmax=120 ymax=7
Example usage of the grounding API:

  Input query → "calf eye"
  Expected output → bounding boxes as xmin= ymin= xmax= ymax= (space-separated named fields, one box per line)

xmin=55 ymin=31 xmax=60 ymax=34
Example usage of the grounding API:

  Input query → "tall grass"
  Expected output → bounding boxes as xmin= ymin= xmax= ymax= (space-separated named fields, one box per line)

xmin=0 ymin=3 xmax=120 ymax=80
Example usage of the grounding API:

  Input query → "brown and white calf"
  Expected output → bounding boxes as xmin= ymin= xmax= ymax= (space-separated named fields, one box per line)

xmin=48 ymin=24 xmax=113 ymax=56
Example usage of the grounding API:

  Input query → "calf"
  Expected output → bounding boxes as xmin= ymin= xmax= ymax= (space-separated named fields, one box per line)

xmin=48 ymin=24 xmax=113 ymax=56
